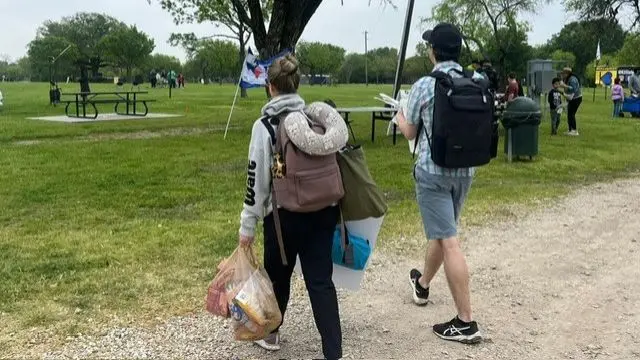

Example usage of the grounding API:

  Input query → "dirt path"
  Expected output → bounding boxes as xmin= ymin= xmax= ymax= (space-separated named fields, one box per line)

xmin=41 ymin=178 xmax=640 ymax=360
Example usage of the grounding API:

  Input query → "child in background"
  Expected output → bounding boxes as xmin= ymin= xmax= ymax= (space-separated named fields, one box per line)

xmin=548 ymin=77 xmax=564 ymax=135
xmin=611 ymin=77 xmax=624 ymax=118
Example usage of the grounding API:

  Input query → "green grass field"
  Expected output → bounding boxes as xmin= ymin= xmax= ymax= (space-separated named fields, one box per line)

xmin=1 ymin=82 xmax=639 ymax=353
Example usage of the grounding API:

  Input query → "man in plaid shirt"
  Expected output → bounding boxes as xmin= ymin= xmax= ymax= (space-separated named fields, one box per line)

xmin=395 ymin=22 xmax=485 ymax=344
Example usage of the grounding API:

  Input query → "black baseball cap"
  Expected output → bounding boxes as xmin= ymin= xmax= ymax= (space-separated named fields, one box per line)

xmin=422 ymin=23 xmax=463 ymax=55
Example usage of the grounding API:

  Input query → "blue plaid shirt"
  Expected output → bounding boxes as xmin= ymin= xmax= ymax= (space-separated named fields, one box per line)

xmin=406 ymin=61 xmax=485 ymax=177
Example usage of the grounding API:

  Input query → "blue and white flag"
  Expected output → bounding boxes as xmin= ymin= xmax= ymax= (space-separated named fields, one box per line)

xmin=240 ymin=47 xmax=291 ymax=89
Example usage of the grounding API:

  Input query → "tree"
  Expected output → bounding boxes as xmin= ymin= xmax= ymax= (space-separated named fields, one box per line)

xmin=563 ymin=0 xmax=640 ymax=29
xmin=35 ymin=13 xmax=127 ymax=78
xmin=484 ymin=23 xmax=532 ymax=80
xmin=369 ymin=47 xmax=398 ymax=84
xmin=145 ymin=54 xmax=182 ymax=75
xmin=403 ymin=55 xmax=431 ymax=83
xmin=547 ymin=19 xmax=625 ymax=78
xmin=204 ymin=40 xmax=240 ymax=83
xmin=184 ymin=39 xmax=239 ymax=83
xmin=550 ymin=50 xmax=576 ymax=70
xmin=0 ymin=57 xmax=31 ymax=81
xmin=615 ymin=33 xmax=640 ymax=65
xmin=99 ymin=25 xmax=155 ymax=81
xmin=231 ymin=0 xmax=394 ymax=59
xmin=339 ymin=53 xmax=366 ymax=84
xmin=27 ymin=36 xmax=81 ymax=82
xmin=152 ymin=0 xmax=271 ymax=97
xmin=297 ymin=41 xmax=346 ymax=82
xmin=426 ymin=0 xmax=550 ymax=81
xmin=531 ymin=43 xmax=554 ymax=60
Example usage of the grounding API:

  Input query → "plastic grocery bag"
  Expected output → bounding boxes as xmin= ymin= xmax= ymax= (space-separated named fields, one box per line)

xmin=205 ymin=249 xmax=237 ymax=318
xmin=225 ymin=245 xmax=282 ymax=341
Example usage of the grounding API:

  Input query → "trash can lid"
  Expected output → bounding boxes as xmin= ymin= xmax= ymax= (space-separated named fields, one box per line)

xmin=504 ymin=97 xmax=541 ymax=116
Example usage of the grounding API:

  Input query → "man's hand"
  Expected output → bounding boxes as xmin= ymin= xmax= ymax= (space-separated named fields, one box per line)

xmin=239 ymin=234 xmax=254 ymax=246
xmin=395 ymin=108 xmax=417 ymax=140
xmin=395 ymin=108 xmax=407 ymax=125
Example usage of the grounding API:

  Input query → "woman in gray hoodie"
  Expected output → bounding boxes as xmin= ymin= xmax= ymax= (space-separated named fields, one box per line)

xmin=237 ymin=54 xmax=344 ymax=360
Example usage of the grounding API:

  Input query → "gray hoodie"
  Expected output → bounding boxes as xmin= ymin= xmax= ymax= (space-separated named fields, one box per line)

xmin=238 ymin=94 xmax=306 ymax=237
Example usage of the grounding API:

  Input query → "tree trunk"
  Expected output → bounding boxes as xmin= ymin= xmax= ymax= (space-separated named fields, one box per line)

xmin=232 ymin=0 xmax=323 ymax=99
xmin=79 ymin=65 xmax=90 ymax=94
xmin=126 ymin=67 xmax=132 ymax=83
xmin=234 ymin=0 xmax=322 ymax=59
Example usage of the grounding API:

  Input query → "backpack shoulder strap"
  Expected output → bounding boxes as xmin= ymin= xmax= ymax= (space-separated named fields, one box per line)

xmin=260 ymin=116 xmax=277 ymax=147
xmin=462 ymin=69 xmax=475 ymax=79
xmin=428 ymin=70 xmax=451 ymax=82
xmin=412 ymin=101 xmax=431 ymax=159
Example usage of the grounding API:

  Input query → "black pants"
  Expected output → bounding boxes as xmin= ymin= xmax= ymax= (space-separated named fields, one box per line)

xmin=263 ymin=205 xmax=342 ymax=360
xmin=567 ymin=97 xmax=582 ymax=131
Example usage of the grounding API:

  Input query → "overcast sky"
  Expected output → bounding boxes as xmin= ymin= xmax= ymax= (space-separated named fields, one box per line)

xmin=0 ymin=0 xmax=575 ymax=63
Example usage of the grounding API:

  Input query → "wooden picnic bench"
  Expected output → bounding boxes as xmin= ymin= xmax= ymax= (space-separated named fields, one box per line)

xmin=60 ymin=91 xmax=156 ymax=119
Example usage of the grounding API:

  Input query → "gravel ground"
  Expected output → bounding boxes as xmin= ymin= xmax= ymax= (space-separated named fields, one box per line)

xmin=39 ymin=178 xmax=640 ymax=360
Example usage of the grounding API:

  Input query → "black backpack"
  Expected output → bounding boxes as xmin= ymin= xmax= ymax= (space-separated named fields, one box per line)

xmin=414 ymin=69 xmax=495 ymax=169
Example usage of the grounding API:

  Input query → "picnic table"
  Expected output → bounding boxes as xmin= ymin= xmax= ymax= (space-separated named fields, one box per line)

xmin=60 ymin=91 xmax=156 ymax=119
xmin=336 ymin=106 xmax=399 ymax=144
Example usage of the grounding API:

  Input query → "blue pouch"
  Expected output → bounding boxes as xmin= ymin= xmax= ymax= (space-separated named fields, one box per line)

xmin=331 ymin=225 xmax=372 ymax=271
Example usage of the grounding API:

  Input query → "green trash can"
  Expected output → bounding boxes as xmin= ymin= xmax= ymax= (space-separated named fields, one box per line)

xmin=500 ymin=97 xmax=542 ymax=161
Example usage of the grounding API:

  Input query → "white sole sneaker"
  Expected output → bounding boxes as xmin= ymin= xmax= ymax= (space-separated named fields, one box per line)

xmin=409 ymin=278 xmax=429 ymax=306
xmin=254 ymin=333 xmax=281 ymax=351
xmin=433 ymin=330 xmax=483 ymax=344
xmin=254 ymin=339 xmax=280 ymax=351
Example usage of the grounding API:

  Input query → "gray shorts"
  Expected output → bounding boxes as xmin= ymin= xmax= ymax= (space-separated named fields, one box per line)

xmin=414 ymin=167 xmax=473 ymax=240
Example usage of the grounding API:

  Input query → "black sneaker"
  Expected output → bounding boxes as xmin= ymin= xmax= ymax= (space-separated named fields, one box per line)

xmin=433 ymin=316 xmax=482 ymax=344
xmin=409 ymin=269 xmax=429 ymax=306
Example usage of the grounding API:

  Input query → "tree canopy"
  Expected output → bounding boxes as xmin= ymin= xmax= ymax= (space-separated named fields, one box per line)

xmin=182 ymin=40 xmax=239 ymax=83
xmin=426 ymin=0 xmax=550 ymax=82
xmin=546 ymin=19 xmax=626 ymax=77
xmin=297 ymin=42 xmax=346 ymax=79
xmin=153 ymin=0 xmax=272 ymax=96
xmin=563 ymin=0 xmax=640 ymax=29
xmin=99 ymin=25 xmax=155 ymax=81
xmin=12 ymin=4 xmax=640 ymax=87
xmin=27 ymin=13 xmax=127 ymax=81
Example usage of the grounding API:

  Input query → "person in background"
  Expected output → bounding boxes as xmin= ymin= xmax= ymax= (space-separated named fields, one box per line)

xmin=178 ymin=73 xmax=185 ymax=88
xmin=629 ymin=70 xmax=640 ymax=98
xmin=517 ymin=78 xmax=525 ymax=97
xmin=481 ymin=60 xmax=499 ymax=93
xmin=611 ymin=77 xmax=625 ymax=118
xmin=149 ymin=70 xmax=157 ymax=88
xmin=168 ymin=69 xmax=177 ymax=89
xmin=506 ymin=72 xmax=519 ymax=102
xmin=548 ymin=77 xmax=564 ymax=134
xmin=558 ymin=67 xmax=582 ymax=136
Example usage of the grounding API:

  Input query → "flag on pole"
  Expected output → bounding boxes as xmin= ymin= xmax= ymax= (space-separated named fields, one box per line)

xmin=596 ymin=40 xmax=601 ymax=62
xmin=224 ymin=47 xmax=292 ymax=139
xmin=240 ymin=47 xmax=291 ymax=89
